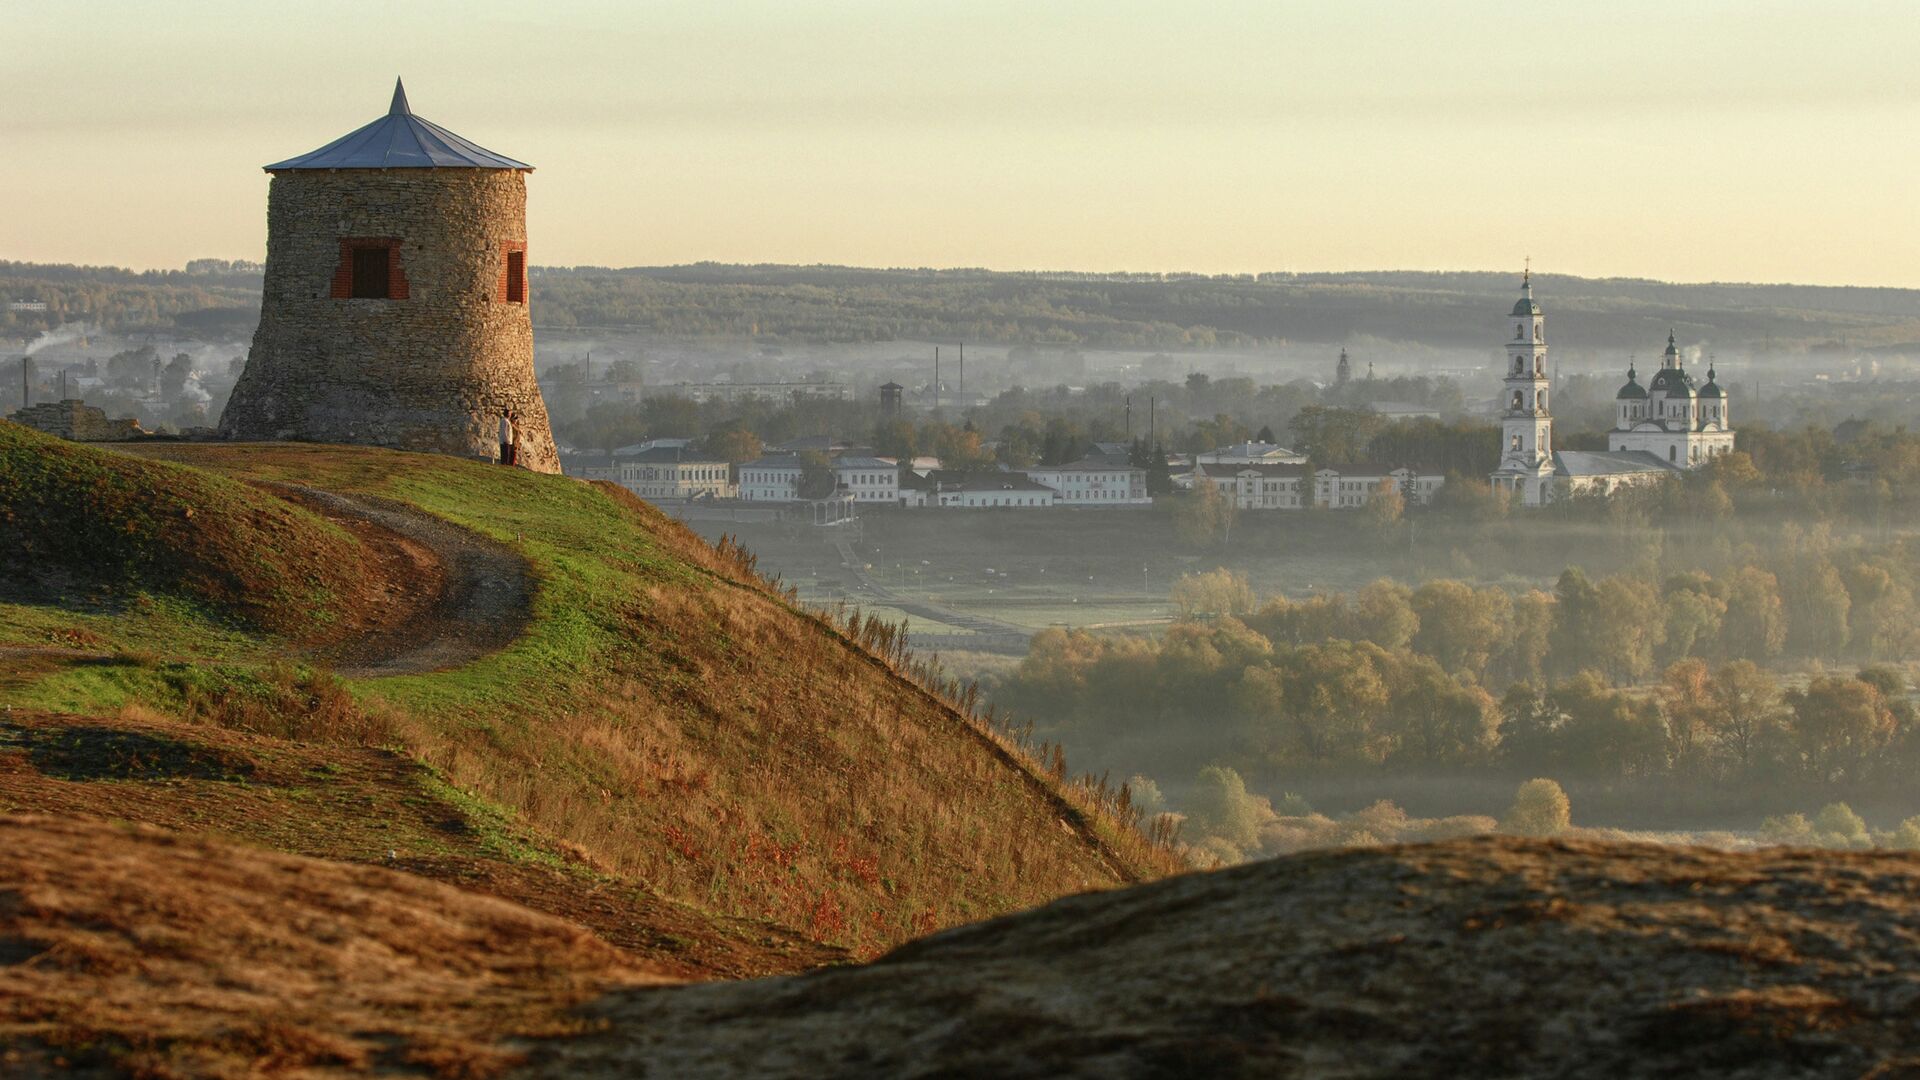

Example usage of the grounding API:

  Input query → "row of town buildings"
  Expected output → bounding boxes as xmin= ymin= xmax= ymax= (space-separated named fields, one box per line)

xmin=561 ymin=437 xmax=1445 ymax=511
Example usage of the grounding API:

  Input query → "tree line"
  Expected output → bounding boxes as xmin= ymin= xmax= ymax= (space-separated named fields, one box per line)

xmin=994 ymin=546 xmax=1920 ymax=798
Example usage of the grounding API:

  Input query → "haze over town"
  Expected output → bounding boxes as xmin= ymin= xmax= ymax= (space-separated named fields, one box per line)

xmin=7 ymin=3 xmax=1920 ymax=1074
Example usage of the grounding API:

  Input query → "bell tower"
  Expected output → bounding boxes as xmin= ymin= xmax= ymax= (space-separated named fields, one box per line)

xmin=1491 ymin=267 xmax=1555 ymax=504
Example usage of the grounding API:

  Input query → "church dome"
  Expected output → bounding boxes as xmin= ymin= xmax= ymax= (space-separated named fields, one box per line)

xmin=1648 ymin=368 xmax=1697 ymax=398
xmin=1699 ymin=365 xmax=1724 ymax=398
xmin=1511 ymin=270 xmax=1540 ymax=316
xmin=1616 ymin=365 xmax=1647 ymax=400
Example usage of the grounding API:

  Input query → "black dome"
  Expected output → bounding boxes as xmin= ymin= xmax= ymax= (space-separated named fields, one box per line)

xmin=1648 ymin=368 xmax=1697 ymax=398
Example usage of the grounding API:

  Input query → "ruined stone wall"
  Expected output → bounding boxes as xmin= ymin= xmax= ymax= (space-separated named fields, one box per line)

xmin=8 ymin=400 xmax=145 ymax=441
xmin=219 ymin=169 xmax=560 ymax=473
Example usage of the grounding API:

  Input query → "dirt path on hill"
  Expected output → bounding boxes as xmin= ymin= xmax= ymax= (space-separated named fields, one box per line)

xmin=275 ymin=487 xmax=533 ymax=678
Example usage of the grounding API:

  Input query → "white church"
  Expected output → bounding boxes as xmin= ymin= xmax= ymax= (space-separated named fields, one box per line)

xmin=1490 ymin=273 xmax=1736 ymax=507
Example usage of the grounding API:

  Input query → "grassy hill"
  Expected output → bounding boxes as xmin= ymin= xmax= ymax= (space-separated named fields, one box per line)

xmin=0 ymin=422 xmax=367 ymax=641
xmin=0 ymin=424 xmax=1177 ymax=971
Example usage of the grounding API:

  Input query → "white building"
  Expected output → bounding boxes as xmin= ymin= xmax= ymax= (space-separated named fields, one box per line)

xmin=936 ymin=473 xmax=1058 ymax=508
xmin=1608 ymin=332 xmax=1737 ymax=467
xmin=1199 ymin=462 xmax=1310 ymax=509
xmin=1312 ymin=464 xmax=1444 ymax=509
xmin=1490 ymin=274 xmax=1715 ymax=507
xmin=833 ymin=457 xmax=900 ymax=503
xmin=1198 ymin=461 xmax=1439 ymax=509
xmin=618 ymin=446 xmax=733 ymax=501
xmin=1025 ymin=458 xmax=1150 ymax=505
xmin=739 ymin=457 xmax=804 ymax=502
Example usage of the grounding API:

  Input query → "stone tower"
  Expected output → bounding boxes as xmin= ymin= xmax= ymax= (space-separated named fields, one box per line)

xmin=220 ymin=80 xmax=560 ymax=473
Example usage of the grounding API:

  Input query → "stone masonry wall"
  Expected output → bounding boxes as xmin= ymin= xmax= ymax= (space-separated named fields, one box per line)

xmin=8 ymin=400 xmax=145 ymax=441
xmin=219 ymin=169 xmax=560 ymax=473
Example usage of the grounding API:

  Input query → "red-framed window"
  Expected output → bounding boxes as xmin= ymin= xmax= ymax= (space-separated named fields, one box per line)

xmin=331 ymin=239 xmax=409 ymax=300
xmin=500 ymin=242 xmax=528 ymax=304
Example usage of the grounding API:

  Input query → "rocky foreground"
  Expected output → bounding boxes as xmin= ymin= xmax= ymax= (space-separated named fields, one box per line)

xmin=7 ymin=817 xmax=1920 ymax=1077
xmin=531 ymin=836 xmax=1920 ymax=1078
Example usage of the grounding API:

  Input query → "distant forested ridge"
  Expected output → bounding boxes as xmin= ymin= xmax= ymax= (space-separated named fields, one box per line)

xmin=0 ymin=260 xmax=260 ymax=338
xmin=6 ymin=259 xmax=1920 ymax=352
xmin=527 ymin=264 xmax=1920 ymax=352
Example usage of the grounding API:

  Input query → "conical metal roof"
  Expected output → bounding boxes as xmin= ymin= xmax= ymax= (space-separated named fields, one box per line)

xmin=264 ymin=79 xmax=531 ymax=171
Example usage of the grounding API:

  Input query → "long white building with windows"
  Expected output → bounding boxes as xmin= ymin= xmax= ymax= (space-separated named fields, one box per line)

xmin=1024 ymin=458 xmax=1151 ymax=505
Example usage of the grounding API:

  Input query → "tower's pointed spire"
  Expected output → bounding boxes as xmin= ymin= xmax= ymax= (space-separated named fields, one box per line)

xmin=389 ymin=77 xmax=411 ymax=116
xmin=1522 ymin=256 xmax=1531 ymax=293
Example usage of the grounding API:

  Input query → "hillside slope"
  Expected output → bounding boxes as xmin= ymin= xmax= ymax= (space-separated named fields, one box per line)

xmin=0 ymin=422 xmax=369 ymax=642
xmin=0 ymin=815 xmax=659 ymax=1078
xmin=534 ymin=836 xmax=1920 ymax=1077
xmin=0 ymin=429 xmax=1175 ymax=963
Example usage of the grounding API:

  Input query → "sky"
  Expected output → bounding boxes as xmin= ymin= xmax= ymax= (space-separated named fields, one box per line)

xmin=3 ymin=0 xmax=1917 ymax=286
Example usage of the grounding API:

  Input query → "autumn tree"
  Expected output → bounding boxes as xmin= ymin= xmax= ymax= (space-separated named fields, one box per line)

xmin=1662 ymin=576 xmax=1727 ymax=660
xmin=871 ymin=418 xmax=918 ymax=461
xmin=1361 ymin=482 xmax=1406 ymax=529
xmin=703 ymin=426 xmax=763 ymax=464
xmin=1549 ymin=671 xmax=1669 ymax=779
xmin=1411 ymin=579 xmax=1510 ymax=680
xmin=1786 ymin=676 xmax=1895 ymax=785
xmin=1696 ymin=661 xmax=1780 ymax=777
xmin=1592 ymin=575 xmax=1666 ymax=681
xmin=1171 ymin=568 xmax=1256 ymax=620
xmin=1721 ymin=566 xmax=1787 ymax=662
xmin=1659 ymin=659 xmax=1716 ymax=778
xmin=1500 ymin=778 xmax=1572 ymax=837
xmin=1547 ymin=568 xmax=1602 ymax=677
xmin=1186 ymin=765 xmax=1266 ymax=852
xmin=1277 ymin=641 xmax=1393 ymax=764
xmin=1171 ymin=482 xmax=1238 ymax=549
xmin=1350 ymin=579 xmax=1417 ymax=652
xmin=1386 ymin=656 xmax=1498 ymax=765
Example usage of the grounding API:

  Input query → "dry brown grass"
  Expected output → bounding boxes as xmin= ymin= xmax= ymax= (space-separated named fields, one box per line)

xmin=21 ymin=446 xmax=1182 ymax=962
xmin=337 ymin=480 xmax=1188 ymax=957
xmin=0 ymin=815 xmax=666 ymax=1078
